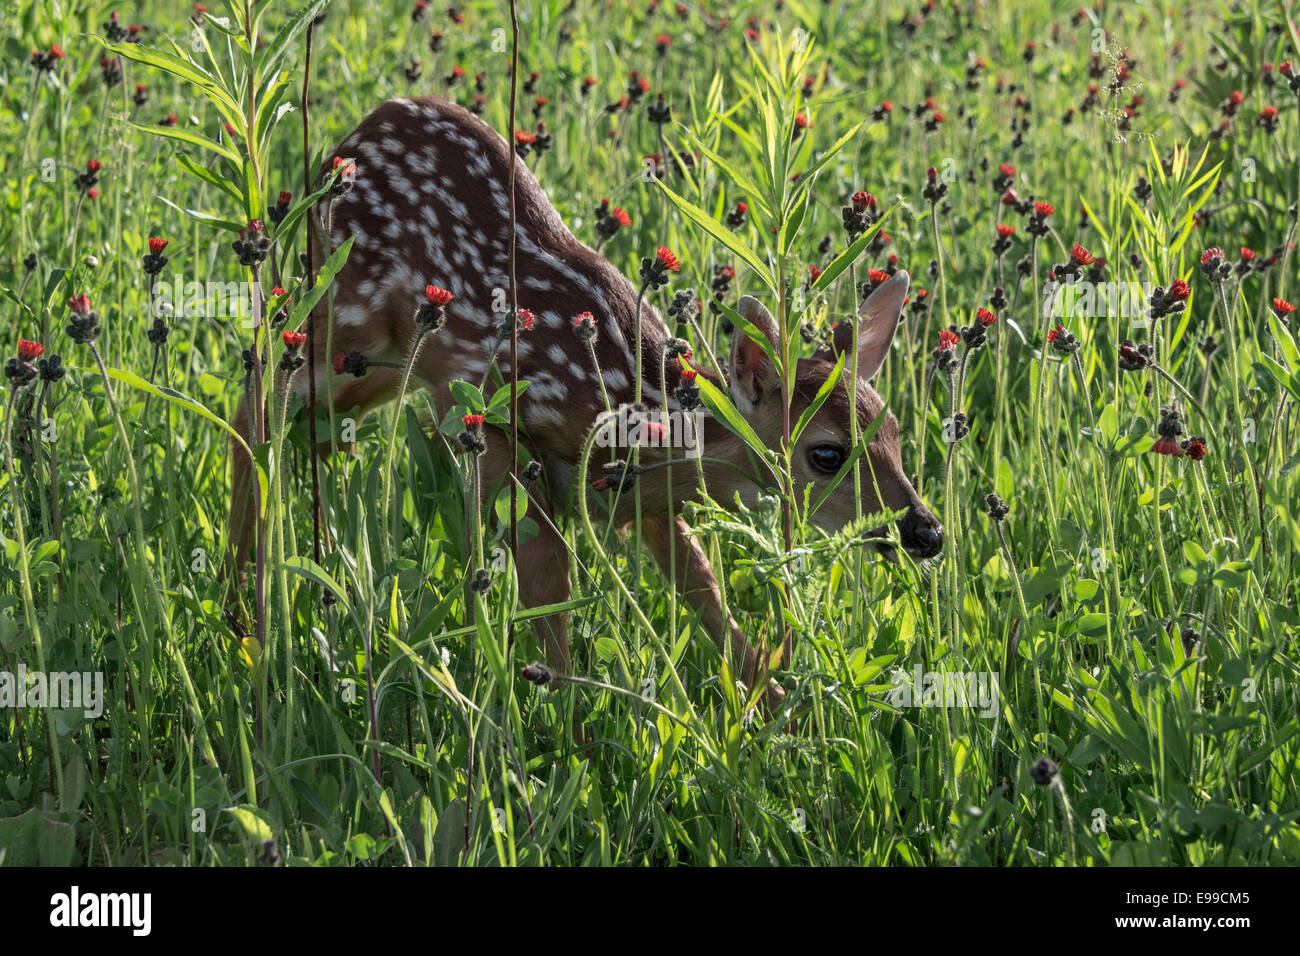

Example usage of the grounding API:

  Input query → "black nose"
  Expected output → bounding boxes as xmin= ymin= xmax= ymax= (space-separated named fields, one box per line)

xmin=900 ymin=512 xmax=943 ymax=558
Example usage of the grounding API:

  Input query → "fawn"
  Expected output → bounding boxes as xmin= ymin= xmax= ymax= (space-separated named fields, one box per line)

xmin=226 ymin=96 xmax=942 ymax=701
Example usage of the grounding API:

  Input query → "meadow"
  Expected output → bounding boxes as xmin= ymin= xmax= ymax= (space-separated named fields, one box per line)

xmin=1 ymin=0 xmax=1299 ymax=866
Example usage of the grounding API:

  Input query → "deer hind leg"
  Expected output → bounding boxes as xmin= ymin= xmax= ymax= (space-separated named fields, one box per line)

xmin=641 ymin=515 xmax=785 ymax=708
xmin=475 ymin=427 xmax=572 ymax=676
xmin=223 ymin=354 xmax=402 ymax=597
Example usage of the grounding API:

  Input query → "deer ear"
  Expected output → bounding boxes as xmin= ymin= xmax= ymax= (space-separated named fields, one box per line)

xmin=730 ymin=295 xmax=780 ymax=413
xmin=847 ymin=269 xmax=909 ymax=381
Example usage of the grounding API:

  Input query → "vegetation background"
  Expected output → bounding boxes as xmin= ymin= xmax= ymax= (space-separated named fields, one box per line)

xmin=2 ymin=0 xmax=1299 ymax=865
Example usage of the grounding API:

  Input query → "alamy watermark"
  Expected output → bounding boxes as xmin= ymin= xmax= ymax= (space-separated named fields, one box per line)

xmin=0 ymin=665 xmax=104 ymax=718
xmin=887 ymin=664 xmax=1000 ymax=718
xmin=595 ymin=404 xmax=705 ymax=459
xmin=149 ymin=275 xmax=255 ymax=323
xmin=1042 ymin=276 xmax=1156 ymax=322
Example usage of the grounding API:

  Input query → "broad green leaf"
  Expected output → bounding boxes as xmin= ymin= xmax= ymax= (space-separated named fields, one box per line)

xmin=810 ymin=199 xmax=901 ymax=296
xmin=658 ymin=179 xmax=777 ymax=293
xmin=696 ymin=377 xmax=778 ymax=480
xmin=289 ymin=235 xmax=356 ymax=327
xmin=791 ymin=350 xmax=845 ymax=445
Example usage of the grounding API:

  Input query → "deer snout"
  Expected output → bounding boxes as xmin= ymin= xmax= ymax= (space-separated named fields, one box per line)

xmin=898 ymin=506 xmax=943 ymax=559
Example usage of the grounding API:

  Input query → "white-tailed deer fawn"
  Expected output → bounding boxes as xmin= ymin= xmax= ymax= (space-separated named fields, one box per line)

xmin=226 ymin=96 xmax=942 ymax=699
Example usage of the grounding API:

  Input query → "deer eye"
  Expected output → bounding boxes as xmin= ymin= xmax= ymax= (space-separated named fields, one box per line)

xmin=807 ymin=444 xmax=845 ymax=475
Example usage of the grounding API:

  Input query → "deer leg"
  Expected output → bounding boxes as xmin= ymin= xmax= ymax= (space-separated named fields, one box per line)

xmin=474 ymin=429 xmax=572 ymax=677
xmin=641 ymin=515 xmax=784 ymax=707
xmin=223 ymin=365 xmax=402 ymax=600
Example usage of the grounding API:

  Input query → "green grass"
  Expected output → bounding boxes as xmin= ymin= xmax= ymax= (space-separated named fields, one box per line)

xmin=1 ymin=0 xmax=1299 ymax=866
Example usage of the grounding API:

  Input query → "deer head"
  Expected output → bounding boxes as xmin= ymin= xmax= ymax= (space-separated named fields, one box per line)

xmin=680 ymin=270 xmax=942 ymax=559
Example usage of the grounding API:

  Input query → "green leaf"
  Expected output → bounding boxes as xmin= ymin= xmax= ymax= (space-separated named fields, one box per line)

xmin=791 ymin=350 xmax=845 ymax=445
xmin=795 ymin=120 xmax=864 ymax=188
xmin=1269 ymin=313 xmax=1300 ymax=372
xmin=289 ymin=235 xmax=355 ymax=328
xmin=714 ymin=298 xmax=779 ymax=368
xmin=158 ymin=196 xmax=247 ymax=234
xmin=449 ymin=379 xmax=486 ymax=411
xmin=695 ymin=377 xmax=778 ymax=480
xmin=658 ymin=179 xmax=777 ymax=294
xmin=226 ymin=805 xmax=274 ymax=844
xmin=1261 ymin=355 xmax=1300 ymax=405
xmin=257 ymin=0 xmax=334 ymax=92
xmin=282 ymin=557 xmax=351 ymax=611
xmin=810 ymin=199 xmax=901 ymax=296
xmin=174 ymin=153 xmax=244 ymax=203
xmin=487 ymin=381 xmax=529 ymax=409
xmin=680 ymin=126 xmax=771 ymax=218
xmin=132 ymin=120 xmax=240 ymax=164
xmin=99 ymin=38 xmax=242 ymax=119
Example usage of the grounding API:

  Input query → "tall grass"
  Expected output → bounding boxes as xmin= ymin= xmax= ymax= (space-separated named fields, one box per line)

xmin=1 ymin=0 xmax=1298 ymax=866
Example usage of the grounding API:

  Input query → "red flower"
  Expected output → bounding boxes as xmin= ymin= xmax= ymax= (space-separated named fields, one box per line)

xmin=332 ymin=156 xmax=357 ymax=176
xmin=162 ymin=113 xmax=178 ymax=126
xmin=1168 ymin=279 xmax=1191 ymax=301
xmin=272 ymin=286 xmax=288 ymax=297
xmin=573 ymin=311 xmax=595 ymax=327
xmin=332 ymin=352 xmax=346 ymax=374
xmin=1001 ymin=188 xmax=1018 ymax=206
xmin=794 ymin=112 xmax=810 ymax=129
xmin=1046 ymin=325 xmax=1065 ymax=344
xmin=735 ymin=200 xmax=749 ymax=215
xmin=451 ymin=65 xmax=465 ymax=77
xmin=18 ymin=339 xmax=44 ymax=361
xmin=930 ymin=111 xmax=946 ymax=124
xmin=808 ymin=264 xmax=822 ymax=281
xmin=937 ymin=329 xmax=960 ymax=350
xmin=1151 ymin=438 xmax=1184 ymax=457
xmin=1034 ymin=200 xmax=1055 ymax=217
xmin=998 ymin=163 xmax=1016 ymax=178
xmin=655 ymin=33 xmax=672 ymax=48
xmin=1281 ymin=61 xmax=1293 ymax=76
xmin=87 ymin=188 xmax=100 ymax=200
xmin=278 ymin=191 xmax=292 ymax=205
xmin=1228 ymin=90 xmax=1244 ymax=105
xmin=515 ymin=130 xmax=537 ymax=144
xmin=1182 ymin=438 xmax=1207 ymax=460
xmin=976 ymin=308 xmax=997 ymax=327
xmin=865 ymin=269 xmax=889 ymax=284
xmin=612 ymin=207 xmax=631 ymax=227
xmin=1200 ymin=247 xmax=1224 ymax=265
xmin=879 ymin=100 xmax=893 ymax=112
xmin=1260 ymin=105 xmax=1279 ymax=121
xmin=517 ymin=308 xmax=535 ymax=331
xmin=67 ymin=294 xmax=92 ymax=314
xmin=50 ymin=44 xmax=66 ymax=59
xmin=425 ymin=285 xmax=453 ymax=305
xmin=996 ymin=224 xmax=1016 ymax=238
xmin=1070 ymin=243 xmax=1094 ymax=265
xmin=851 ymin=191 xmax=874 ymax=212
xmin=656 ymin=246 xmax=680 ymax=271
xmin=1272 ymin=298 xmax=1297 ymax=318
xmin=148 ymin=237 xmax=168 ymax=255
xmin=1240 ymin=247 xmax=1257 ymax=261
xmin=679 ymin=365 xmax=697 ymax=382
xmin=282 ymin=330 xmax=307 ymax=348
xmin=87 ymin=159 xmax=103 ymax=173
xmin=462 ymin=413 xmax=485 ymax=427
